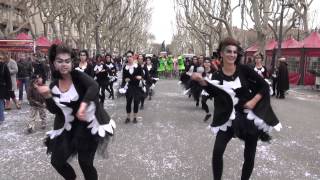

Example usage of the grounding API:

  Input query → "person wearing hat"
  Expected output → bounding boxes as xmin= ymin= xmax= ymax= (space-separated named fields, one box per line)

xmin=276 ymin=57 xmax=289 ymax=99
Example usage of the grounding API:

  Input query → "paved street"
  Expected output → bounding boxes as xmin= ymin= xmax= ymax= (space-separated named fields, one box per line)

xmin=0 ymin=79 xmax=320 ymax=180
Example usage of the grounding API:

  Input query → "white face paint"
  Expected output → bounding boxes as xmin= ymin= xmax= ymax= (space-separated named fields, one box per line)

xmin=221 ymin=45 xmax=238 ymax=65
xmin=54 ymin=53 xmax=72 ymax=75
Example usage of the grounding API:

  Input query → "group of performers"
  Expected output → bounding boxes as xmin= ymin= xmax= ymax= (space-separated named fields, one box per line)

xmin=120 ymin=51 xmax=159 ymax=123
xmin=31 ymin=37 xmax=283 ymax=180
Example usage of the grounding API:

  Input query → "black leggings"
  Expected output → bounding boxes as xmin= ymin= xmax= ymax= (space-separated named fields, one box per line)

xmin=5 ymin=90 xmax=16 ymax=100
xmin=212 ymin=128 xmax=258 ymax=180
xmin=106 ymin=82 xmax=114 ymax=98
xmin=201 ymin=95 xmax=210 ymax=113
xmin=126 ymin=95 xmax=140 ymax=113
xmin=51 ymin=144 xmax=98 ymax=180
xmin=99 ymin=83 xmax=107 ymax=104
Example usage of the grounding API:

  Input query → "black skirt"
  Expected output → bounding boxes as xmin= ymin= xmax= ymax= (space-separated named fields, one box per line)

xmin=44 ymin=121 xmax=111 ymax=159
xmin=231 ymin=112 xmax=271 ymax=142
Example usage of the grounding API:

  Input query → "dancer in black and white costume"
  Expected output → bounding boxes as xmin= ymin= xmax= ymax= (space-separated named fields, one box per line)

xmin=192 ymin=38 xmax=282 ymax=180
xmin=35 ymin=44 xmax=115 ymax=180
xmin=201 ymin=57 xmax=215 ymax=122
xmin=121 ymin=51 xmax=144 ymax=123
xmin=94 ymin=57 xmax=109 ymax=104
xmin=75 ymin=50 xmax=94 ymax=77
xmin=137 ymin=54 xmax=148 ymax=109
xmin=253 ymin=53 xmax=273 ymax=95
xmin=145 ymin=56 xmax=158 ymax=100
xmin=105 ymin=53 xmax=117 ymax=100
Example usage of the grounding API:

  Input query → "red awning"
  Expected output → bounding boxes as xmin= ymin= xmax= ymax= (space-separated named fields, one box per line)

xmin=281 ymin=37 xmax=303 ymax=56
xmin=36 ymin=36 xmax=51 ymax=47
xmin=16 ymin=33 xmax=32 ymax=40
xmin=302 ymin=32 xmax=320 ymax=48
xmin=0 ymin=39 xmax=34 ymax=52
xmin=302 ymin=32 xmax=320 ymax=57
xmin=265 ymin=39 xmax=278 ymax=51
xmin=52 ymin=38 xmax=62 ymax=45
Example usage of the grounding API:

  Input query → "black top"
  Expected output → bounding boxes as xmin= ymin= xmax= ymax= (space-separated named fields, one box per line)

xmin=203 ymin=64 xmax=279 ymax=127
xmin=94 ymin=64 xmax=109 ymax=84
xmin=0 ymin=62 xmax=12 ymax=99
xmin=122 ymin=64 xmax=143 ymax=88
xmin=254 ymin=66 xmax=268 ymax=79
xmin=74 ymin=63 xmax=94 ymax=77
xmin=45 ymin=70 xmax=114 ymax=139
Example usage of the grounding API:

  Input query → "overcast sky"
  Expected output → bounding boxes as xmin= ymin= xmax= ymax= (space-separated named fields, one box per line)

xmin=149 ymin=0 xmax=320 ymax=44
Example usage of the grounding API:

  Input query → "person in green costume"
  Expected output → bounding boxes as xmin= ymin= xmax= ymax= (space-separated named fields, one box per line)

xmin=157 ymin=56 xmax=166 ymax=78
xmin=166 ymin=55 xmax=174 ymax=78
xmin=177 ymin=55 xmax=185 ymax=75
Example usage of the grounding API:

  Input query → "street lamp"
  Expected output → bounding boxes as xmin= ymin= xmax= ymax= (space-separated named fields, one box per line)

xmin=272 ymin=0 xmax=294 ymax=71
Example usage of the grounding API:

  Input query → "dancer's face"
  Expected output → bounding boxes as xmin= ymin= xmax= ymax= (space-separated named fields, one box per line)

xmin=254 ymin=56 xmax=262 ymax=65
xmin=203 ymin=60 xmax=211 ymax=68
xmin=80 ymin=52 xmax=87 ymax=62
xmin=221 ymin=45 xmax=237 ymax=65
xmin=127 ymin=53 xmax=133 ymax=64
xmin=54 ymin=53 xmax=72 ymax=75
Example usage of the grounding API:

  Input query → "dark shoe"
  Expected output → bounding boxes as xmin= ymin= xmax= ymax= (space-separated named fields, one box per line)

xmin=27 ymin=127 xmax=34 ymax=134
xmin=125 ymin=118 xmax=130 ymax=124
xmin=140 ymin=105 xmax=144 ymax=110
xmin=196 ymin=101 xmax=199 ymax=107
xmin=133 ymin=118 xmax=138 ymax=123
xmin=203 ymin=114 xmax=212 ymax=122
xmin=148 ymin=96 xmax=152 ymax=100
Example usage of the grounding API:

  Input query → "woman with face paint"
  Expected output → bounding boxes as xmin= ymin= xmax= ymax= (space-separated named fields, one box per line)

xmin=121 ymin=51 xmax=144 ymax=123
xmin=75 ymin=50 xmax=94 ymax=77
xmin=35 ymin=44 xmax=115 ymax=180
xmin=192 ymin=38 xmax=282 ymax=180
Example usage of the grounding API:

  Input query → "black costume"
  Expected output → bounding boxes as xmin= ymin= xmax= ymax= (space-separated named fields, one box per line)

xmin=139 ymin=64 xmax=149 ymax=109
xmin=44 ymin=70 xmax=115 ymax=180
xmin=146 ymin=64 xmax=158 ymax=100
xmin=105 ymin=62 xmax=117 ymax=99
xmin=276 ymin=61 xmax=289 ymax=99
xmin=122 ymin=63 xmax=144 ymax=114
xmin=201 ymin=68 xmax=215 ymax=121
xmin=254 ymin=66 xmax=268 ymax=79
xmin=75 ymin=63 xmax=94 ymax=77
xmin=202 ymin=64 xmax=281 ymax=180
xmin=94 ymin=63 xmax=109 ymax=104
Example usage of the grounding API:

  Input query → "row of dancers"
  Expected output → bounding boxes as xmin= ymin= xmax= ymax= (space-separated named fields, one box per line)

xmin=30 ymin=37 xmax=282 ymax=180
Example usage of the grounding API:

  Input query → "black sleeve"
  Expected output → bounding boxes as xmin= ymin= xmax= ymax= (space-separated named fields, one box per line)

xmin=4 ymin=65 xmax=12 ymax=91
xmin=242 ymin=65 xmax=269 ymax=96
xmin=76 ymin=71 xmax=99 ymax=103
xmin=121 ymin=66 xmax=127 ymax=87
xmin=45 ymin=98 xmax=61 ymax=114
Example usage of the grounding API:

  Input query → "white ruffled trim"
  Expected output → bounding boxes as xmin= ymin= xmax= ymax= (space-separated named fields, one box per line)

xmin=245 ymin=109 xmax=282 ymax=132
xmin=86 ymin=102 xmax=116 ymax=137
xmin=201 ymin=90 xmax=209 ymax=96
xmin=125 ymin=63 xmax=138 ymax=74
xmin=205 ymin=77 xmax=239 ymax=134
xmin=47 ymin=85 xmax=78 ymax=139
xmin=119 ymin=82 xmax=128 ymax=94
